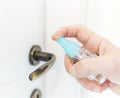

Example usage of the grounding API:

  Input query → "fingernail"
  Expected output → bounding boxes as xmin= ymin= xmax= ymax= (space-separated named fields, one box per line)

xmin=92 ymin=88 xmax=101 ymax=93
xmin=70 ymin=66 xmax=77 ymax=76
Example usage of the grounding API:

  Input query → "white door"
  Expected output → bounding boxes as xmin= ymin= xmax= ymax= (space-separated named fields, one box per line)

xmin=0 ymin=0 xmax=51 ymax=98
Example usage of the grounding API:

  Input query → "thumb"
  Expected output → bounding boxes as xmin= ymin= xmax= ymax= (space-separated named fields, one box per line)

xmin=70 ymin=56 xmax=114 ymax=78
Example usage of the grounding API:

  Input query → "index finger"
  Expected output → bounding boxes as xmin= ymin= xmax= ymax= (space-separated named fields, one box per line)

xmin=52 ymin=25 xmax=109 ymax=54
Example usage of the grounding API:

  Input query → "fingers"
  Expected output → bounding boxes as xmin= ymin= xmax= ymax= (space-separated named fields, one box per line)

xmin=64 ymin=55 xmax=73 ymax=73
xmin=52 ymin=25 xmax=110 ymax=54
xmin=109 ymin=83 xmax=120 ymax=96
xmin=77 ymin=78 xmax=103 ymax=93
xmin=76 ymin=78 xmax=110 ymax=92
xmin=64 ymin=55 xmax=110 ymax=93
xmin=64 ymin=55 xmax=115 ymax=78
xmin=52 ymin=25 xmax=95 ymax=40
xmin=69 ymin=56 xmax=115 ymax=78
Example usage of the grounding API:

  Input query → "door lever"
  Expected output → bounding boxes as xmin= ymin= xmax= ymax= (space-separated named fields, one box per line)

xmin=29 ymin=45 xmax=56 ymax=81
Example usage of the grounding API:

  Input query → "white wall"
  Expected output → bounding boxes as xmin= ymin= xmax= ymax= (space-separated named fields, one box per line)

xmin=45 ymin=0 xmax=120 ymax=98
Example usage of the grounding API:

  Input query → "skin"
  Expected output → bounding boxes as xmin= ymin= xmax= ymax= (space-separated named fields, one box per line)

xmin=52 ymin=25 xmax=120 ymax=95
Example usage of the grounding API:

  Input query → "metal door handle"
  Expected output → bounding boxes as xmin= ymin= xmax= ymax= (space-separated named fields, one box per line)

xmin=29 ymin=45 xmax=56 ymax=81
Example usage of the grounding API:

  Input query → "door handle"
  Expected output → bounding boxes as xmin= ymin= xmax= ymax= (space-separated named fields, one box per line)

xmin=29 ymin=45 xmax=56 ymax=81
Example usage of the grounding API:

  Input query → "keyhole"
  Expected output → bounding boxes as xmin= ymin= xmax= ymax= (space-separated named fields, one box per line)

xmin=37 ymin=94 xmax=39 ymax=98
xmin=30 ymin=89 xmax=41 ymax=98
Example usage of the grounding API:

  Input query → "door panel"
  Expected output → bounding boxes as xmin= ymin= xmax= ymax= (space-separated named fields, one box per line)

xmin=0 ymin=0 xmax=45 ymax=98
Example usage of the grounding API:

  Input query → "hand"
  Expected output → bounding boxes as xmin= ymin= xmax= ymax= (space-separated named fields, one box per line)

xmin=52 ymin=25 xmax=120 ymax=95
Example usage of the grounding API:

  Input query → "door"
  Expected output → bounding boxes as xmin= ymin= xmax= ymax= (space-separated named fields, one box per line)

xmin=0 ymin=0 xmax=47 ymax=98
